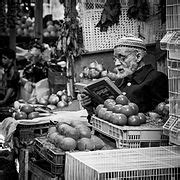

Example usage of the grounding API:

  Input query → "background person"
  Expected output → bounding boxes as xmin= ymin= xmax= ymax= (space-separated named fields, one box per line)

xmin=0 ymin=48 xmax=20 ymax=107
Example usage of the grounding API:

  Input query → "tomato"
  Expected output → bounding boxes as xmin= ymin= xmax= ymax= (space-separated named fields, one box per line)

xmin=103 ymin=111 xmax=113 ymax=122
xmin=138 ymin=113 xmax=147 ymax=124
xmin=15 ymin=111 xmax=27 ymax=120
xmin=101 ymin=70 xmax=108 ymax=77
xmin=95 ymin=104 xmax=104 ymax=115
xmin=61 ymin=94 xmax=68 ymax=102
xmin=28 ymin=112 xmax=39 ymax=119
xmin=128 ymin=115 xmax=141 ymax=126
xmin=110 ymin=113 xmax=127 ymax=126
xmin=57 ymin=101 xmax=68 ymax=108
xmin=95 ymin=63 xmax=103 ymax=72
xmin=104 ymin=99 xmax=116 ymax=108
xmin=115 ymin=95 xmax=129 ymax=105
xmin=112 ymin=104 xmax=123 ymax=113
xmin=119 ymin=105 xmax=134 ymax=117
xmin=97 ymin=107 xmax=107 ymax=119
xmin=38 ymin=97 xmax=48 ymax=105
xmin=48 ymin=94 xmax=59 ymax=105
xmin=89 ymin=62 xmax=96 ymax=69
xmin=105 ymin=102 xmax=116 ymax=111
xmin=128 ymin=102 xmax=139 ymax=115
xmin=21 ymin=104 xmax=34 ymax=114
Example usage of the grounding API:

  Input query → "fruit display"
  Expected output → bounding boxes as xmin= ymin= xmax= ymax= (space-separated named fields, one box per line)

xmin=95 ymin=94 xmax=169 ymax=127
xmin=79 ymin=61 xmax=118 ymax=81
xmin=16 ymin=16 xmax=35 ymax=37
xmin=28 ymin=89 xmax=72 ymax=110
xmin=95 ymin=94 xmax=147 ymax=126
xmin=13 ymin=89 xmax=75 ymax=120
xmin=47 ymin=120 xmax=105 ymax=151
xmin=43 ymin=20 xmax=61 ymax=38
xmin=13 ymin=103 xmax=40 ymax=120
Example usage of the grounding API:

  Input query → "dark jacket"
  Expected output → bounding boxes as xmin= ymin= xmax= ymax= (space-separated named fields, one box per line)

xmin=114 ymin=64 xmax=168 ymax=112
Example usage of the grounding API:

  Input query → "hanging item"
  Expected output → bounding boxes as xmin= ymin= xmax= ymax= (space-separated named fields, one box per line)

xmin=50 ymin=0 xmax=64 ymax=20
xmin=96 ymin=0 xmax=121 ymax=32
xmin=127 ymin=0 xmax=150 ymax=22
xmin=0 ymin=0 xmax=6 ymax=33
xmin=158 ymin=0 xmax=166 ymax=24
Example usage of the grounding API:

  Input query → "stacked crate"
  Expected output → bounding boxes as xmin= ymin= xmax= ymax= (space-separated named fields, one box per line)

xmin=65 ymin=146 xmax=180 ymax=180
xmin=91 ymin=116 xmax=169 ymax=149
xmin=160 ymin=0 xmax=180 ymax=145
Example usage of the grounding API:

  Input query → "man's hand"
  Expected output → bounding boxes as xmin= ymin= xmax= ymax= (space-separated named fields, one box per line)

xmin=80 ymin=91 xmax=92 ymax=108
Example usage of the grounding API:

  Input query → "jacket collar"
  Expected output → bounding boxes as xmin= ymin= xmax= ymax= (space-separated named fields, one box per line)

xmin=129 ymin=64 xmax=154 ymax=84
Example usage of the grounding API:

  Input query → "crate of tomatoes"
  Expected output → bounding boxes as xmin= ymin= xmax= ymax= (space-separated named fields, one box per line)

xmin=91 ymin=94 xmax=169 ymax=148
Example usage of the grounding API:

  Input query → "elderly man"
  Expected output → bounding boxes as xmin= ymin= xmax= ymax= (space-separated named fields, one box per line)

xmin=81 ymin=35 xmax=168 ymax=120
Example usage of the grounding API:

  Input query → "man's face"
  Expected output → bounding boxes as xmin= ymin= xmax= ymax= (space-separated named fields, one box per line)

xmin=113 ymin=47 xmax=139 ymax=78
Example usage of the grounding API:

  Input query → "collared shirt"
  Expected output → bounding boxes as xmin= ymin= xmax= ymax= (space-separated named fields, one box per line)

xmin=115 ymin=64 xmax=169 ymax=112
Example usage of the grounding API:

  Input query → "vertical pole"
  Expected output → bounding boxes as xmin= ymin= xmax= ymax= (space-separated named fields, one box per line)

xmin=64 ymin=0 xmax=77 ymax=98
xmin=35 ymin=0 xmax=43 ymax=43
xmin=8 ymin=0 xmax=16 ymax=51
xmin=19 ymin=148 xmax=29 ymax=180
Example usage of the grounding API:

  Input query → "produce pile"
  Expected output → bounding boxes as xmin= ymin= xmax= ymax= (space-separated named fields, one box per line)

xmin=16 ymin=17 xmax=35 ymax=37
xmin=95 ymin=94 xmax=146 ymax=126
xmin=13 ymin=90 xmax=73 ymax=120
xmin=29 ymin=89 xmax=71 ymax=109
xmin=47 ymin=121 xmax=105 ymax=151
xmin=13 ymin=103 xmax=39 ymax=120
xmin=15 ymin=16 xmax=61 ymax=38
xmin=80 ymin=61 xmax=118 ymax=81
xmin=95 ymin=94 xmax=169 ymax=127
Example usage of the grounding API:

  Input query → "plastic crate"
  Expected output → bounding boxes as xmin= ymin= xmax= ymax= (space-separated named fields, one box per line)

xmin=169 ymin=119 xmax=180 ymax=145
xmin=28 ymin=160 xmax=61 ymax=180
xmin=34 ymin=136 xmax=65 ymax=166
xmin=168 ymin=66 xmax=180 ymax=117
xmin=166 ymin=0 xmax=180 ymax=31
xmin=15 ymin=122 xmax=50 ymax=144
xmin=65 ymin=146 xmax=180 ymax=180
xmin=163 ymin=115 xmax=178 ymax=136
xmin=91 ymin=116 xmax=169 ymax=148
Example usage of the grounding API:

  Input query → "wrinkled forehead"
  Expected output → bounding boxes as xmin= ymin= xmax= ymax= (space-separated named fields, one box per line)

xmin=114 ymin=46 xmax=136 ymax=55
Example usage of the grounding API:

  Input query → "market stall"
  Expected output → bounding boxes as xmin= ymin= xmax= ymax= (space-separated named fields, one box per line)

xmin=0 ymin=0 xmax=180 ymax=180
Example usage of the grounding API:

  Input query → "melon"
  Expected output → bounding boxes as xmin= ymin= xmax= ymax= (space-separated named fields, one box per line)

xmin=90 ymin=135 xmax=105 ymax=150
xmin=77 ymin=126 xmax=91 ymax=138
xmin=60 ymin=137 xmax=77 ymax=151
xmin=47 ymin=132 xmax=59 ymax=144
xmin=57 ymin=123 xmax=80 ymax=140
xmin=77 ymin=138 xmax=95 ymax=151
xmin=48 ymin=126 xmax=57 ymax=135
xmin=55 ymin=134 xmax=65 ymax=148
